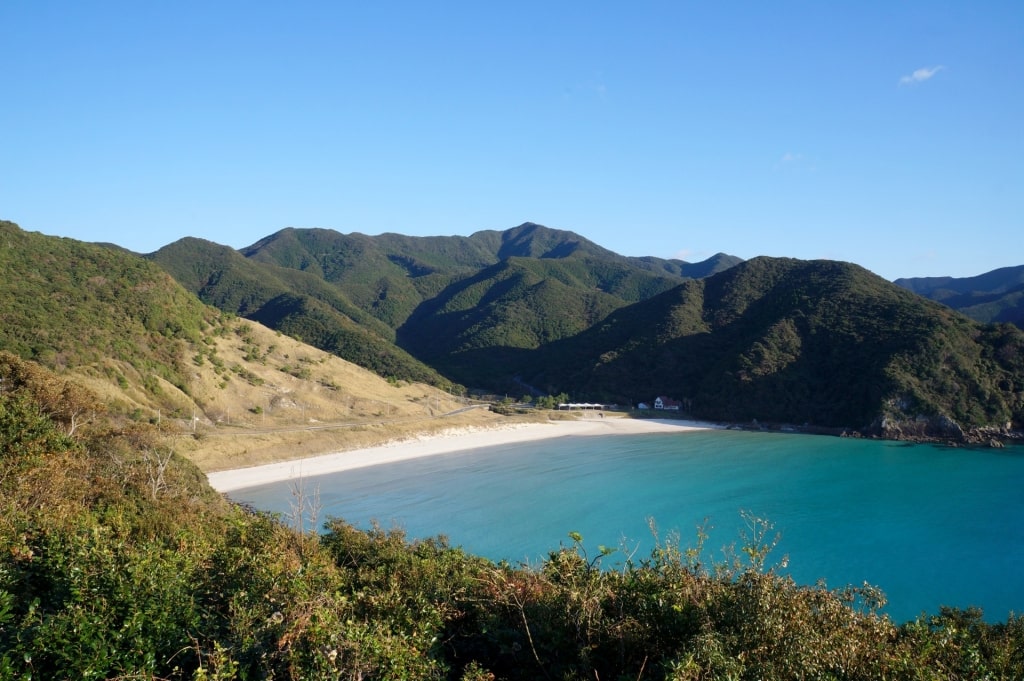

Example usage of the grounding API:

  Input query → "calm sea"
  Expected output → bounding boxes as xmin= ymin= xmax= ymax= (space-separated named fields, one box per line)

xmin=231 ymin=429 xmax=1024 ymax=623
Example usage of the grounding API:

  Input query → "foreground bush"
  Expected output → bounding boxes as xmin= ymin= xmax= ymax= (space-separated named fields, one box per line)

xmin=1 ymin=354 xmax=1023 ymax=679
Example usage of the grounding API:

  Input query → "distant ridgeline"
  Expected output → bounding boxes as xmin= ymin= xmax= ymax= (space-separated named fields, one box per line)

xmin=526 ymin=257 xmax=1024 ymax=442
xmin=895 ymin=265 xmax=1024 ymax=329
xmin=2 ymin=218 xmax=1022 ymax=441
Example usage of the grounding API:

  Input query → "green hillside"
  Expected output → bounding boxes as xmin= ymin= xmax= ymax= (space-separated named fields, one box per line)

xmin=397 ymin=257 xmax=634 ymax=383
xmin=151 ymin=237 xmax=382 ymax=330
xmin=149 ymin=237 xmax=448 ymax=386
xmin=895 ymin=265 xmax=1024 ymax=328
xmin=530 ymin=257 xmax=1024 ymax=438
xmin=0 ymin=220 xmax=213 ymax=399
xmin=237 ymin=222 xmax=736 ymax=326
xmin=144 ymin=223 xmax=1024 ymax=438
xmin=239 ymin=227 xmax=496 ymax=328
xmin=151 ymin=222 xmax=736 ymax=390
xmin=7 ymin=218 xmax=1021 ymax=440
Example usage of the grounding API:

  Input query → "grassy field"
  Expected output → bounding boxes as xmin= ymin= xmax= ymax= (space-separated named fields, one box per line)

xmin=74 ymin=316 xmax=558 ymax=472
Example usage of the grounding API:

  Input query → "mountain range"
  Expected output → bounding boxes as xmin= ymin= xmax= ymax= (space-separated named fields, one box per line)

xmin=3 ymin=218 xmax=1022 ymax=441
xmin=895 ymin=266 xmax=1024 ymax=329
xmin=149 ymin=223 xmax=742 ymax=391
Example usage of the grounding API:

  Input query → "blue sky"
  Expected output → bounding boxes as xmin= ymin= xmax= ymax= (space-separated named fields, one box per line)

xmin=2 ymin=2 xmax=1021 ymax=280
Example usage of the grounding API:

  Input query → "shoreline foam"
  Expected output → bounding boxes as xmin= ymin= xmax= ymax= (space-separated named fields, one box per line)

xmin=206 ymin=417 xmax=716 ymax=493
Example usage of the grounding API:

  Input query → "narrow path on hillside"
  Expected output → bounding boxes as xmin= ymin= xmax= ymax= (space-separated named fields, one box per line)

xmin=196 ymin=403 xmax=493 ymax=436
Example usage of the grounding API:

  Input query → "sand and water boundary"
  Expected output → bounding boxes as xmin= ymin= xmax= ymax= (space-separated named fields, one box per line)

xmin=206 ymin=416 xmax=717 ymax=493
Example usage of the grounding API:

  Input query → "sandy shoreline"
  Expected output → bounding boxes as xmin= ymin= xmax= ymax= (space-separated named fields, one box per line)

xmin=206 ymin=417 xmax=717 ymax=493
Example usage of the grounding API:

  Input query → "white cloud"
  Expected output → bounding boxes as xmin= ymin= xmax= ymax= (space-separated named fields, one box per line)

xmin=900 ymin=65 xmax=944 ymax=85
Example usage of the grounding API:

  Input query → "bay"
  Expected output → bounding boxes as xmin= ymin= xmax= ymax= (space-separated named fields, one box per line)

xmin=231 ymin=428 xmax=1024 ymax=623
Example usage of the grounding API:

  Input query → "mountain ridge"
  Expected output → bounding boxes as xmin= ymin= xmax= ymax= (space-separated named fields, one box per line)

xmin=5 ymin=218 xmax=1022 ymax=442
xmin=895 ymin=265 xmax=1024 ymax=328
xmin=152 ymin=222 xmax=739 ymax=390
xmin=525 ymin=257 xmax=1024 ymax=439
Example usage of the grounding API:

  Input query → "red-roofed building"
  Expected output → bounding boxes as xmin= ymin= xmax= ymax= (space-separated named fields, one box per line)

xmin=654 ymin=396 xmax=681 ymax=411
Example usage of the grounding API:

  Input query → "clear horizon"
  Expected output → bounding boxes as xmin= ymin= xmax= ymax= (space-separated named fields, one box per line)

xmin=3 ymin=2 xmax=1021 ymax=281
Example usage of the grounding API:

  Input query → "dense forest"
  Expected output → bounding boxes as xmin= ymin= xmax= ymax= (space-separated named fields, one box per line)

xmin=3 ymin=219 xmax=1022 ymax=440
xmin=895 ymin=265 xmax=1024 ymax=329
xmin=526 ymin=257 xmax=1024 ymax=439
xmin=152 ymin=223 xmax=1024 ymax=440
xmin=3 ymin=352 xmax=1023 ymax=680
xmin=150 ymin=223 xmax=740 ymax=391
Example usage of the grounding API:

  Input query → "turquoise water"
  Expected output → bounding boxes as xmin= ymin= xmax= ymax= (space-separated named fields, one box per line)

xmin=232 ymin=429 xmax=1024 ymax=623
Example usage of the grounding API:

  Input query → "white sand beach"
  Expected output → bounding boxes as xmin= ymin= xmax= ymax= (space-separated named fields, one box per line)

xmin=206 ymin=417 xmax=716 ymax=493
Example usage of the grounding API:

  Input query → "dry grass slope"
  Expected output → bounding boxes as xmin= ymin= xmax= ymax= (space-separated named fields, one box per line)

xmin=71 ymin=316 xmax=549 ymax=472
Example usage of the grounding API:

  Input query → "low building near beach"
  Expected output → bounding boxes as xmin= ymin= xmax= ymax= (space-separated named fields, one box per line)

xmin=558 ymin=402 xmax=606 ymax=410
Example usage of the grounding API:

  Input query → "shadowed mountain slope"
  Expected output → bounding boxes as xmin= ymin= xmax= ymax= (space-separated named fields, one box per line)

xmin=896 ymin=265 xmax=1024 ymax=328
xmin=151 ymin=223 xmax=739 ymax=387
xmin=396 ymin=257 xmax=635 ymax=383
xmin=526 ymin=257 xmax=1024 ymax=436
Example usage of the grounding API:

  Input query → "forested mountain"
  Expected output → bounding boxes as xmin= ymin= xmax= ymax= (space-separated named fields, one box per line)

xmin=396 ymin=257 xmax=636 ymax=383
xmin=524 ymin=258 xmax=1024 ymax=437
xmin=143 ymin=224 xmax=1024 ymax=438
xmin=5 ymin=218 xmax=1021 ymax=438
xmin=895 ymin=265 xmax=1024 ymax=329
xmin=150 ymin=237 xmax=448 ymax=386
xmin=150 ymin=222 xmax=738 ymax=388
xmin=236 ymin=222 xmax=739 ymax=327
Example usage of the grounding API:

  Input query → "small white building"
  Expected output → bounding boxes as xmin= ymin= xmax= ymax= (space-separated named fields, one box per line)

xmin=558 ymin=402 xmax=606 ymax=410
xmin=654 ymin=396 xmax=681 ymax=411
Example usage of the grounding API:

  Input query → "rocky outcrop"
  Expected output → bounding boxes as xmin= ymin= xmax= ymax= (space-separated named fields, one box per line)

xmin=866 ymin=413 xmax=1016 ymax=446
